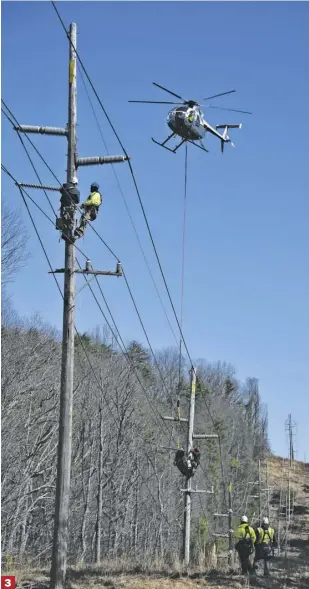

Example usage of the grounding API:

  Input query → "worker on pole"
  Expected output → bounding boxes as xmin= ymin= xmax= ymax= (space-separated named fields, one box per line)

xmin=74 ymin=182 xmax=102 ymax=238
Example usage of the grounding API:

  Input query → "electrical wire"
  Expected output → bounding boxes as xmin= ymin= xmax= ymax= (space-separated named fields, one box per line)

xmin=78 ymin=63 xmax=179 ymax=348
xmin=50 ymin=0 xmax=221 ymax=464
xmin=179 ymin=144 xmax=188 ymax=387
xmin=51 ymin=0 xmax=195 ymax=369
xmin=2 ymin=99 xmax=180 ymax=439
xmin=2 ymin=163 xmax=177 ymax=534
xmin=175 ymin=144 xmax=188 ymax=446
xmin=2 ymin=161 xmax=176 ymax=444
xmin=1 ymin=101 xmax=119 ymax=263
xmin=49 ymin=17 xmax=225 ymax=509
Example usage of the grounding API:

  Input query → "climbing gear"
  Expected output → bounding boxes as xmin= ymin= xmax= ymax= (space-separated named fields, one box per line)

xmin=56 ymin=182 xmax=80 ymax=241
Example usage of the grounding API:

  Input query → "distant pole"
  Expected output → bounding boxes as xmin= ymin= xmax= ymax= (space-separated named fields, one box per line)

xmin=162 ymin=367 xmax=217 ymax=567
xmin=50 ymin=23 xmax=77 ymax=589
xmin=258 ymin=459 xmax=262 ymax=524
xmin=266 ymin=461 xmax=270 ymax=520
xmin=183 ymin=366 xmax=196 ymax=566
xmin=228 ymin=482 xmax=233 ymax=566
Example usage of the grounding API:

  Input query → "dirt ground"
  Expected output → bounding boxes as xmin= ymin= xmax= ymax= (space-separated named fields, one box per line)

xmin=5 ymin=456 xmax=309 ymax=589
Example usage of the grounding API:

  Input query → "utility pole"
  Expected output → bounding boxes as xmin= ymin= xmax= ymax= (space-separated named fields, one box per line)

xmin=258 ymin=459 xmax=262 ymax=524
xmin=14 ymin=22 xmax=128 ymax=589
xmin=285 ymin=414 xmax=295 ymax=467
xmin=213 ymin=481 xmax=234 ymax=566
xmin=265 ymin=461 xmax=270 ymax=520
xmin=228 ymin=482 xmax=233 ymax=565
xmin=50 ymin=23 xmax=77 ymax=589
xmin=163 ymin=366 xmax=217 ymax=567
xmin=183 ymin=366 xmax=196 ymax=565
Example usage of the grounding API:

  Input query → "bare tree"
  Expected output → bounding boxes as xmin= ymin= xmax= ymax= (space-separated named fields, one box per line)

xmin=1 ymin=203 xmax=30 ymax=286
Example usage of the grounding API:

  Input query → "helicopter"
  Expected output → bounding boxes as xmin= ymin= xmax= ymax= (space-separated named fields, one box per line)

xmin=129 ymin=82 xmax=252 ymax=154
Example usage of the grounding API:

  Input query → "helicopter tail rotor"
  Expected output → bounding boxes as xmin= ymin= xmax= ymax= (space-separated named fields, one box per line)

xmin=217 ymin=124 xmax=241 ymax=153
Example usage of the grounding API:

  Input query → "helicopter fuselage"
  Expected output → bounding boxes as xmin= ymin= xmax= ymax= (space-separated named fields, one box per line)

xmin=167 ymin=105 xmax=205 ymax=141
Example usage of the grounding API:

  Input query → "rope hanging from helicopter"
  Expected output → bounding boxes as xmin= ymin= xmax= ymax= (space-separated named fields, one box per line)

xmin=176 ymin=143 xmax=188 ymax=448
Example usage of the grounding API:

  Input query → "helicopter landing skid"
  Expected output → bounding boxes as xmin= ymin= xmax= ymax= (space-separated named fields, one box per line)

xmin=152 ymin=135 xmax=208 ymax=154
xmin=152 ymin=134 xmax=186 ymax=154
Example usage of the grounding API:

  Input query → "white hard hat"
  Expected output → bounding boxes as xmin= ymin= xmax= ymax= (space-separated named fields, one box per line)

xmin=262 ymin=517 xmax=269 ymax=525
xmin=241 ymin=515 xmax=248 ymax=523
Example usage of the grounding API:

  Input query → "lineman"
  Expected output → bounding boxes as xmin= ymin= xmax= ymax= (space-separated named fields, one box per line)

xmin=56 ymin=180 xmax=80 ymax=241
xmin=234 ymin=515 xmax=256 ymax=575
xmin=174 ymin=447 xmax=200 ymax=478
xmin=253 ymin=516 xmax=277 ymax=576
xmin=188 ymin=447 xmax=201 ymax=475
xmin=74 ymin=182 xmax=102 ymax=239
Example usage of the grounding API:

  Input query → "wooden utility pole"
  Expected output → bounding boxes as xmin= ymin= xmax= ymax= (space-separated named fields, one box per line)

xmin=265 ymin=461 xmax=270 ymax=519
xmin=228 ymin=482 xmax=233 ymax=565
xmin=15 ymin=21 xmax=128 ymax=589
xmin=183 ymin=367 xmax=196 ymax=565
xmin=213 ymin=481 xmax=234 ymax=566
xmin=258 ymin=459 xmax=262 ymax=524
xmin=163 ymin=367 xmax=217 ymax=567
xmin=50 ymin=24 xmax=77 ymax=589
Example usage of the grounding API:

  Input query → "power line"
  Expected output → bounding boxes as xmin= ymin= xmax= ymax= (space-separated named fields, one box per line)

xmin=3 ymin=162 xmax=177 ymax=534
xmin=51 ymin=0 xmax=195 ymax=369
xmin=2 ymin=107 xmax=57 ymax=218
xmin=78 ymin=63 xmax=179 ymax=348
xmin=2 ymin=100 xmax=119 ymax=262
xmin=2 ymin=159 xmax=176 ymax=444
xmin=3 ymin=100 xmax=175 ymax=404
xmin=1 ymin=163 xmax=88 ymax=262
xmin=2 ymin=99 xmax=182 ymax=443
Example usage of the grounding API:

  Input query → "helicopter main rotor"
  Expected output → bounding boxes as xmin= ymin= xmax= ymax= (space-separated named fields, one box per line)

xmin=129 ymin=82 xmax=252 ymax=115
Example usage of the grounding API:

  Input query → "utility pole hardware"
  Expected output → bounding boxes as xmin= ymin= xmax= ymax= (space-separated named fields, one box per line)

xmin=163 ymin=366 xmax=217 ymax=566
xmin=14 ymin=22 xmax=128 ymax=589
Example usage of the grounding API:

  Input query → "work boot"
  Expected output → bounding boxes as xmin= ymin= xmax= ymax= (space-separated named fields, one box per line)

xmin=74 ymin=227 xmax=84 ymax=239
xmin=56 ymin=217 xmax=64 ymax=231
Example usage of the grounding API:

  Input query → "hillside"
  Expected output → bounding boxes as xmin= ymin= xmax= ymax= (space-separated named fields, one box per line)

xmin=6 ymin=456 xmax=309 ymax=588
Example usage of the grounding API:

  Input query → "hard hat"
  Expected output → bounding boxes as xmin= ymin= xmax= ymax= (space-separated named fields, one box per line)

xmin=241 ymin=515 xmax=248 ymax=523
xmin=262 ymin=517 xmax=269 ymax=525
xmin=72 ymin=176 xmax=78 ymax=185
xmin=91 ymin=182 xmax=99 ymax=191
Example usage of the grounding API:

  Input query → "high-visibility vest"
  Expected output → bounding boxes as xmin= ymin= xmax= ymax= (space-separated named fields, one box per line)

xmin=235 ymin=523 xmax=256 ymax=544
xmin=83 ymin=191 xmax=102 ymax=208
xmin=256 ymin=527 xmax=274 ymax=544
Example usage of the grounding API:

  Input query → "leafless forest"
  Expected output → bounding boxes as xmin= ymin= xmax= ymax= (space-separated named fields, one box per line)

xmin=1 ymin=312 xmax=269 ymax=567
xmin=1 ymin=206 xmax=269 ymax=568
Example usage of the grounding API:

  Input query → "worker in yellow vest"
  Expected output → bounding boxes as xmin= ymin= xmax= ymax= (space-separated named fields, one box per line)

xmin=234 ymin=515 xmax=256 ymax=575
xmin=253 ymin=517 xmax=277 ymax=576
xmin=74 ymin=182 xmax=102 ymax=239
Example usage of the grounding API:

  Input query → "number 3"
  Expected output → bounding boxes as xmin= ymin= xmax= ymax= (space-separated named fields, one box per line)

xmin=5 ymin=581 xmax=12 ymax=587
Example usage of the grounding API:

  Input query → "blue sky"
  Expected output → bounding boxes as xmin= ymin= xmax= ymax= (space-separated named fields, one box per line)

xmin=2 ymin=1 xmax=309 ymax=460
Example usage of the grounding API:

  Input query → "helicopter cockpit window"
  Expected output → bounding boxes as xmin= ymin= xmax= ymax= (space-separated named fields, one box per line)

xmin=176 ymin=106 xmax=186 ymax=118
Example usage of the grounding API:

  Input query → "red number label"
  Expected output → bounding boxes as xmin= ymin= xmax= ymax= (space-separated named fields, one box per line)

xmin=1 ymin=577 xmax=16 ymax=589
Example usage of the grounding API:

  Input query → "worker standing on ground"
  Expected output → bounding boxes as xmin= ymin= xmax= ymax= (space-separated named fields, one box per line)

xmin=234 ymin=515 xmax=256 ymax=575
xmin=253 ymin=516 xmax=277 ymax=576
xmin=74 ymin=182 xmax=102 ymax=238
